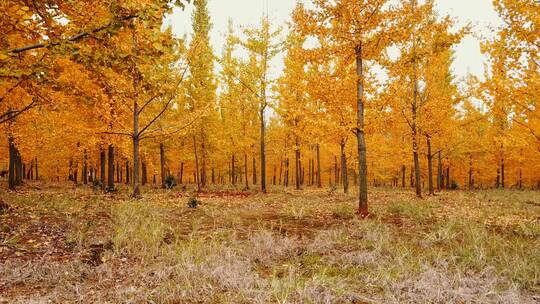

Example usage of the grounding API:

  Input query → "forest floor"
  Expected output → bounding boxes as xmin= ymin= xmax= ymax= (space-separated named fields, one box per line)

xmin=0 ymin=182 xmax=539 ymax=304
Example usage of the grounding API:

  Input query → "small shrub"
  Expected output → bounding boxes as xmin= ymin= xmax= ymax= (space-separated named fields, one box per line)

xmin=187 ymin=197 xmax=200 ymax=209
xmin=164 ymin=175 xmax=177 ymax=189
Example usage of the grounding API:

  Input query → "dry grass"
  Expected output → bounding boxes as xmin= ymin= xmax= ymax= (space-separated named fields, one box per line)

xmin=0 ymin=183 xmax=539 ymax=303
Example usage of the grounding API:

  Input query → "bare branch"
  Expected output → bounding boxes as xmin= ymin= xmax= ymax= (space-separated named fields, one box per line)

xmin=6 ymin=15 xmax=138 ymax=55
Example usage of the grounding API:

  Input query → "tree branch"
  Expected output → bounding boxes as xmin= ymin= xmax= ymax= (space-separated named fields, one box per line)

xmin=6 ymin=15 xmax=138 ymax=55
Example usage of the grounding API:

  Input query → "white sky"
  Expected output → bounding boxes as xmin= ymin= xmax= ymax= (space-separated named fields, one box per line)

xmin=165 ymin=0 xmax=503 ymax=81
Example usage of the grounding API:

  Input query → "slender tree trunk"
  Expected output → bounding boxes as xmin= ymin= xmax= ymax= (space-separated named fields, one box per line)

xmin=446 ymin=166 xmax=450 ymax=189
xmin=496 ymin=166 xmax=501 ymax=189
xmin=355 ymin=44 xmax=369 ymax=215
xmin=260 ymin=107 xmax=267 ymax=193
xmin=244 ymin=153 xmax=249 ymax=189
xmin=273 ymin=165 xmax=276 ymax=185
xmin=131 ymin=23 xmax=141 ymax=198
xmin=410 ymin=0 xmax=422 ymax=198
xmin=295 ymin=138 xmax=301 ymax=190
xmin=334 ymin=156 xmax=338 ymax=185
xmin=341 ymin=139 xmax=349 ymax=194
xmin=142 ymin=161 xmax=147 ymax=185
xmin=83 ymin=150 xmax=88 ymax=185
xmin=252 ymin=156 xmax=257 ymax=185
xmin=469 ymin=154 xmax=474 ymax=190
xmin=107 ymin=144 xmax=115 ymax=191
xmin=437 ymin=151 xmax=442 ymax=191
xmin=501 ymin=155 xmax=505 ymax=189
xmin=316 ymin=144 xmax=322 ymax=188
xmin=279 ymin=158 xmax=283 ymax=185
xmin=100 ymin=148 xmax=106 ymax=190
xmin=231 ymin=154 xmax=235 ymax=186
xmin=34 ymin=157 xmax=38 ymax=180
xmin=426 ymin=136 xmax=434 ymax=195
xmin=125 ymin=160 xmax=130 ymax=184
xmin=160 ymin=143 xmax=166 ymax=188
xmin=193 ymin=136 xmax=201 ymax=191
xmin=285 ymin=158 xmax=289 ymax=187
xmin=201 ymin=136 xmax=207 ymax=188
xmin=402 ymin=165 xmax=406 ymax=188
xmin=8 ymin=136 xmax=16 ymax=189
xmin=180 ymin=162 xmax=184 ymax=185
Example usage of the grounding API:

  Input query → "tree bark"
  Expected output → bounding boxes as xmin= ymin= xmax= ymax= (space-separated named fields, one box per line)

xmin=142 ymin=161 xmax=147 ymax=185
xmin=180 ymin=162 xmax=184 ymax=185
xmin=252 ymin=156 xmax=257 ymax=185
xmin=316 ymin=144 xmax=322 ymax=188
xmin=341 ymin=139 xmax=349 ymax=194
xmin=402 ymin=165 xmax=406 ymax=188
xmin=426 ymin=136 xmax=434 ymax=195
xmin=83 ymin=149 xmax=88 ymax=185
xmin=125 ymin=160 xmax=130 ymax=184
xmin=501 ymin=155 xmax=505 ymax=189
xmin=295 ymin=137 xmax=301 ymax=190
xmin=160 ymin=143 xmax=166 ymax=188
xmin=231 ymin=154 xmax=235 ymax=186
xmin=100 ymin=148 xmax=106 ymax=190
xmin=355 ymin=44 xmax=368 ymax=216
xmin=285 ymin=158 xmax=289 ymax=187
xmin=193 ymin=136 xmax=201 ymax=191
xmin=8 ymin=136 xmax=16 ymax=189
xmin=437 ymin=151 xmax=442 ymax=191
xmin=260 ymin=107 xmax=267 ymax=193
xmin=107 ymin=144 xmax=115 ymax=191
xmin=469 ymin=154 xmax=474 ymax=190
xmin=244 ymin=153 xmax=249 ymax=189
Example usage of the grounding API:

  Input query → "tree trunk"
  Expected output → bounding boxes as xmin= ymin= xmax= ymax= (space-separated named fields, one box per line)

xmin=426 ymin=136 xmax=434 ymax=195
xmin=316 ymin=144 xmax=322 ymax=188
xmin=125 ymin=160 xmax=130 ymax=184
xmin=8 ymin=136 xmax=16 ymax=189
xmin=100 ymin=148 xmax=106 ymax=190
xmin=251 ymin=156 xmax=257 ymax=185
xmin=446 ymin=166 xmax=450 ymax=189
xmin=279 ymin=158 xmax=283 ymax=185
xmin=501 ymin=155 xmax=505 ymax=189
xmin=201 ymin=136 xmax=207 ymax=188
xmin=180 ymin=162 xmax=184 ymax=185
xmin=437 ymin=151 xmax=442 ymax=191
xmin=295 ymin=138 xmax=301 ymax=190
xmin=402 ymin=165 xmax=406 ymax=188
xmin=260 ymin=107 xmax=267 ymax=193
xmin=34 ymin=157 xmax=38 ymax=180
xmin=116 ymin=161 xmax=120 ymax=183
xmin=142 ymin=161 xmax=147 ymax=185
xmin=355 ymin=44 xmax=369 ymax=216
xmin=496 ymin=166 xmax=500 ymax=189
xmin=107 ymin=144 xmax=115 ymax=191
xmin=193 ymin=136 xmax=201 ymax=191
xmin=160 ymin=143 xmax=166 ymax=188
xmin=244 ymin=153 xmax=249 ymax=189
xmin=73 ymin=162 xmax=78 ymax=185
xmin=341 ymin=139 xmax=349 ymax=194
xmin=83 ymin=150 xmax=88 ymax=185
xmin=469 ymin=154 xmax=474 ymax=190
xmin=285 ymin=158 xmax=289 ymax=187
xmin=231 ymin=154 xmax=235 ymax=186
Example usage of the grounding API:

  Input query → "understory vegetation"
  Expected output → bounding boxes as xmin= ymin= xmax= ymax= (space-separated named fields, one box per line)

xmin=1 ymin=184 xmax=539 ymax=303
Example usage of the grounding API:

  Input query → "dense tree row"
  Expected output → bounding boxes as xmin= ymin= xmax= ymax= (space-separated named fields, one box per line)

xmin=1 ymin=0 xmax=538 ymax=214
